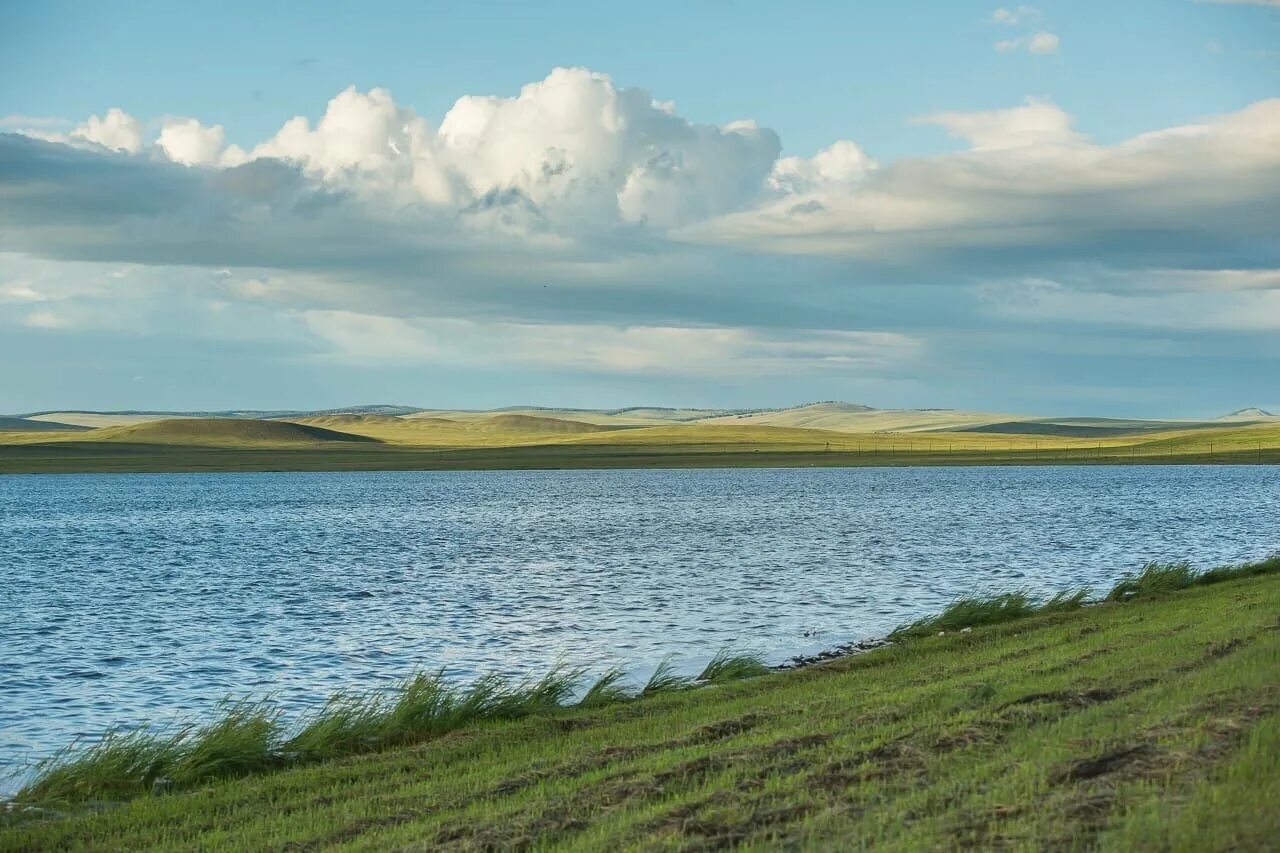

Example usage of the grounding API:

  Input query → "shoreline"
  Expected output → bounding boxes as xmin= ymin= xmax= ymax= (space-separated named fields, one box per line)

xmin=4 ymin=567 xmax=1277 ymax=849
xmin=9 ymin=554 xmax=1275 ymax=808
xmin=1 ymin=442 xmax=1277 ymax=475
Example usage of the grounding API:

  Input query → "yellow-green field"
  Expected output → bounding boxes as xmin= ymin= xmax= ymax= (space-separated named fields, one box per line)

xmin=3 ymin=568 xmax=1277 ymax=850
xmin=0 ymin=415 xmax=1277 ymax=474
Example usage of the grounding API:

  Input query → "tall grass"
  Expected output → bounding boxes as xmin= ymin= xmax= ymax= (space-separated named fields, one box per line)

xmin=578 ymin=668 xmax=632 ymax=708
xmin=1107 ymin=554 xmax=1280 ymax=600
xmin=1106 ymin=561 xmax=1197 ymax=601
xmin=889 ymin=590 xmax=1068 ymax=641
xmin=697 ymin=651 xmax=769 ymax=684
xmin=890 ymin=553 xmax=1280 ymax=643
xmin=642 ymin=659 xmax=694 ymax=696
xmin=15 ymin=653 xmax=767 ymax=805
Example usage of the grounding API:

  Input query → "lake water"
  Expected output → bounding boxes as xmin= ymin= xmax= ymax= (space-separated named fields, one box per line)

xmin=2 ymin=465 xmax=1277 ymax=790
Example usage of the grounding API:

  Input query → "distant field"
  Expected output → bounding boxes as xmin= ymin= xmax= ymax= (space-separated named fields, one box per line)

xmin=0 ymin=415 xmax=1276 ymax=473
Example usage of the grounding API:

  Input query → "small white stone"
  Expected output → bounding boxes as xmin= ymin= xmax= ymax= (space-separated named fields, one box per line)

xmin=960 ymin=627 xmax=973 ymax=633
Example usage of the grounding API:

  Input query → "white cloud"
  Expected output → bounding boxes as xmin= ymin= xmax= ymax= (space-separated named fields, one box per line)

xmin=302 ymin=309 xmax=920 ymax=376
xmin=981 ymin=277 xmax=1280 ymax=331
xmin=1203 ymin=1 xmax=1280 ymax=7
xmin=991 ymin=5 xmax=1040 ymax=24
xmin=916 ymin=98 xmax=1083 ymax=150
xmin=1027 ymin=31 xmax=1061 ymax=54
xmin=70 ymin=108 xmax=142 ymax=154
xmin=4 ymin=73 xmax=1280 ymax=346
xmin=23 ymin=310 xmax=73 ymax=329
xmin=690 ymin=98 xmax=1280 ymax=262
xmin=769 ymin=140 xmax=877 ymax=194
xmin=996 ymin=31 xmax=1060 ymax=54
xmin=157 ymin=117 xmax=247 ymax=167
xmin=246 ymin=69 xmax=781 ymax=227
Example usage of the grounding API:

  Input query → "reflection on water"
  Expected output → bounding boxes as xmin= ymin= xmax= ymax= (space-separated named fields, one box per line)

xmin=2 ymin=464 xmax=1276 ymax=785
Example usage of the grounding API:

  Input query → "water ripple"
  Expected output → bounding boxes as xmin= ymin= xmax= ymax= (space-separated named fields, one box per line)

xmin=1 ymin=465 xmax=1277 ymax=792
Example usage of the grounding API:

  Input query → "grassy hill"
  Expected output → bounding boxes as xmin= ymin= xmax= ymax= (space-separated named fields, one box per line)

xmin=697 ymin=403 xmax=1031 ymax=433
xmin=469 ymin=414 xmax=617 ymax=434
xmin=0 ymin=417 xmax=86 ymax=433
xmin=3 ymin=570 xmax=1275 ymax=850
xmin=1 ymin=413 xmax=1277 ymax=473
xmin=86 ymin=418 xmax=379 ymax=446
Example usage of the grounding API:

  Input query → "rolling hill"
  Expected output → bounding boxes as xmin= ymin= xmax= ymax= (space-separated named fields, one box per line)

xmin=696 ymin=402 xmax=1024 ymax=433
xmin=468 ymin=414 xmax=616 ymax=434
xmin=0 ymin=416 xmax=87 ymax=432
xmin=86 ymin=418 xmax=379 ymax=446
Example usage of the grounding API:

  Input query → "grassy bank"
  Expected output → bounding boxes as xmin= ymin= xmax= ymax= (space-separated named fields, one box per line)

xmin=4 ymin=558 xmax=1278 ymax=850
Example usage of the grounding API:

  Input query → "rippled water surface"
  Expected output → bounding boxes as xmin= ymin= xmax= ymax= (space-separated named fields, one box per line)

xmin=3 ymin=465 xmax=1277 ymax=787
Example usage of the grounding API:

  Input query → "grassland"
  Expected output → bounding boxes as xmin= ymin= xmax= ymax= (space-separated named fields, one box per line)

xmin=0 ymin=415 xmax=1277 ymax=474
xmin=4 ymin=565 xmax=1277 ymax=850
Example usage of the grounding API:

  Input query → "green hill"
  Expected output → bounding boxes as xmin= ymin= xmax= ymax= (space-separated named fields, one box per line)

xmin=0 ymin=417 xmax=87 ymax=432
xmin=468 ymin=414 xmax=616 ymax=434
xmin=89 ymin=418 xmax=379 ymax=446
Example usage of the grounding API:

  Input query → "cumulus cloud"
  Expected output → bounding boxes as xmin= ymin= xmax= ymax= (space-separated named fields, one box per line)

xmin=157 ymin=118 xmax=247 ymax=167
xmin=769 ymin=140 xmax=877 ymax=194
xmin=70 ymin=108 xmax=143 ymax=154
xmin=2 ymin=70 xmax=1279 ymax=359
xmin=690 ymin=99 xmax=1280 ymax=271
xmin=916 ymin=98 xmax=1083 ymax=150
xmin=244 ymin=69 xmax=781 ymax=228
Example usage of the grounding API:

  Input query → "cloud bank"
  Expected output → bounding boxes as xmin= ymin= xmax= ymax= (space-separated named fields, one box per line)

xmin=1 ymin=67 xmax=1278 ymax=392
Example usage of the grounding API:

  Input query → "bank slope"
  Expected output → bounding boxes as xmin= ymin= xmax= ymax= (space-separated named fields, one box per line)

xmin=3 ymin=573 xmax=1277 ymax=851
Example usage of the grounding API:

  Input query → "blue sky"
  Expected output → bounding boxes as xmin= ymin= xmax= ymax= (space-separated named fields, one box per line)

xmin=1 ymin=0 xmax=1278 ymax=415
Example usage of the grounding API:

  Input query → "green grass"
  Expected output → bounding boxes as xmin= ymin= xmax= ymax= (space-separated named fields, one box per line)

xmin=1108 ymin=554 xmax=1280 ymax=600
xmin=4 ymin=561 xmax=1278 ymax=850
xmin=10 ymin=658 xmax=762 ymax=806
xmin=887 ymin=587 xmax=1093 ymax=641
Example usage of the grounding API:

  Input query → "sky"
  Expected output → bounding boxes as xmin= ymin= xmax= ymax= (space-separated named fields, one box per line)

xmin=1 ymin=0 xmax=1278 ymax=417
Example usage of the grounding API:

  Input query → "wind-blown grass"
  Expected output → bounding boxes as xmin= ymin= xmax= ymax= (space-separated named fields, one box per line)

xmin=641 ymin=658 xmax=694 ymax=696
xmin=1107 ymin=554 xmax=1280 ymax=600
xmin=696 ymin=650 xmax=769 ymax=684
xmin=1186 ymin=553 xmax=1280 ymax=586
xmin=21 ymin=730 xmax=186 ymax=804
xmin=13 ymin=655 xmax=760 ymax=805
xmin=577 ymin=668 xmax=632 ymax=708
xmin=1106 ymin=561 xmax=1198 ymax=601
xmin=889 ymin=590 xmax=1050 ymax=641
xmin=14 ymin=553 xmax=1277 ymax=807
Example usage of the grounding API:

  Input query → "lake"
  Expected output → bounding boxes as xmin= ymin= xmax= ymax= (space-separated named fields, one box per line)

xmin=2 ymin=464 xmax=1277 ymax=790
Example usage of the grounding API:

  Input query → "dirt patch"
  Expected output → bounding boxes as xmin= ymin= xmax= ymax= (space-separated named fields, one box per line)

xmin=1051 ymin=744 xmax=1155 ymax=783
xmin=1001 ymin=678 xmax=1157 ymax=711
xmin=282 ymin=810 xmax=422 ymax=851
xmin=1205 ymin=637 xmax=1246 ymax=659
xmin=1002 ymin=687 xmax=1120 ymax=709
xmin=691 ymin=714 xmax=762 ymax=743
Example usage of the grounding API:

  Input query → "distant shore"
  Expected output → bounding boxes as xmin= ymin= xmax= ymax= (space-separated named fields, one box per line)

xmin=1 ymin=440 xmax=1277 ymax=474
